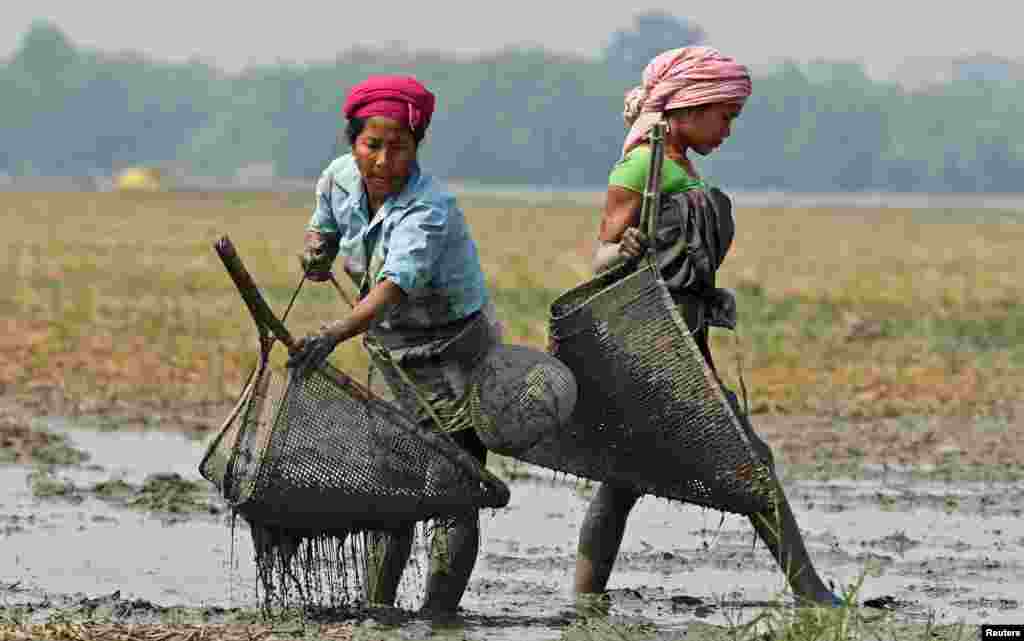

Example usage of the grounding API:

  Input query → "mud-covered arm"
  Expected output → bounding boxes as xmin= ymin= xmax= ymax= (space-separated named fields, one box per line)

xmin=287 ymin=279 xmax=405 ymax=377
xmin=322 ymin=279 xmax=405 ymax=344
xmin=302 ymin=170 xmax=345 ymax=281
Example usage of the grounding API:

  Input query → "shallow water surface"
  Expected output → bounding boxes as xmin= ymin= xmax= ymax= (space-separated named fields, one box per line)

xmin=2 ymin=422 xmax=1022 ymax=639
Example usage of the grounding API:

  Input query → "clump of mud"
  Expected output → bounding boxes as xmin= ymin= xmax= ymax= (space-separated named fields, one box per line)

xmin=0 ymin=416 xmax=89 ymax=466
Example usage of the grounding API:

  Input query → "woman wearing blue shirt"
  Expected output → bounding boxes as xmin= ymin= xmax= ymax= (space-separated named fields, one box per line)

xmin=290 ymin=75 xmax=502 ymax=614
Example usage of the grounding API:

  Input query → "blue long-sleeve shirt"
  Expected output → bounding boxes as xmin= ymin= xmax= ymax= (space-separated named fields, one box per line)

xmin=308 ymin=154 xmax=489 ymax=337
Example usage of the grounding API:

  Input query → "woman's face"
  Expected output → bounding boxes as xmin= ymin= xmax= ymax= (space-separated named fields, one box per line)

xmin=668 ymin=101 xmax=744 ymax=156
xmin=352 ymin=116 xmax=418 ymax=204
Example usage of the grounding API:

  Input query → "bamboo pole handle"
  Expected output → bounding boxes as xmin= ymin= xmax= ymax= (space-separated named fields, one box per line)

xmin=214 ymin=235 xmax=295 ymax=348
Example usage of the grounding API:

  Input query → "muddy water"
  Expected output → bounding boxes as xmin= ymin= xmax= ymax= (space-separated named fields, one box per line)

xmin=0 ymin=421 xmax=258 ymax=608
xmin=2 ymin=421 xmax=1023 ymax=640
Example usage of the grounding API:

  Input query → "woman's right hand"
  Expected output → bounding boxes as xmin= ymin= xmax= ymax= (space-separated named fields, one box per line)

xmin=618 ymin=227 xmax=649 ymax=260
xmin=286 ymin=326 xmax=343 ymax=378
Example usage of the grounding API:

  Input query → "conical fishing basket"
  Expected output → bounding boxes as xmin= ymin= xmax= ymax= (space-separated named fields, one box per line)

xmin=516 ymin=259 xmax=776 ymax=514
xmin=198 ymin=237 xmax=510 ymax=534
xmin=515 ymin=120 xmax=773 ymax=514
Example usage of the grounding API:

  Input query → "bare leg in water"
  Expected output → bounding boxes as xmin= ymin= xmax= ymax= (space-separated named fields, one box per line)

xmin=574 ymin=483 xmax=835 ymax=603
xmin=734 ymin=392 xmax=837 ymax=604
xmin=574 ymin=483 xmax=640 ymax=596
xmin=366 ymin=515 xmax=481 ymax=612
xmin=422 ymin=511 xmax=480 ymax=613
xmin=748 ymin=481 xmax=836 ymax=603
xmin=574 ymin=440 xmax=837 ymax=605
xmin=366 ymin=430 xmax=486 ymax=614
xmin=422 ymin=429 xmax=487 ymax=614
xmin=366 ymin=527 xmax=414 ymax=606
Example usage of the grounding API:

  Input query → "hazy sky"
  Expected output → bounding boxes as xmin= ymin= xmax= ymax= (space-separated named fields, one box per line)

xmin=5 ymin=0 xmax=1022 ymax=78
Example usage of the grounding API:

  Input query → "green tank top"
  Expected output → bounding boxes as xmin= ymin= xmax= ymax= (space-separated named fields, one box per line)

xmin=607 ymin=146 xmax=708 ymax=194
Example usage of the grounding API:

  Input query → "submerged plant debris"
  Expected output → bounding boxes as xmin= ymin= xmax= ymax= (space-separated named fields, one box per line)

xmin=128 ymin=473 xmax=216 ymax=514
xmin=25 ymin=470 xmax=220 ymax=515
xmin=26 ymin=469 xmax=77 ymax=499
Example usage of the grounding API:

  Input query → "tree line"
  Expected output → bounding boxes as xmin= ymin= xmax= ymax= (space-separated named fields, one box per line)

xmin=3 ymin=20 xmax=1021 ymax=193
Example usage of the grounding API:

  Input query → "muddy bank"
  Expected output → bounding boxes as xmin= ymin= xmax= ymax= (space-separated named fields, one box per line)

xmin=0 ymin=414 xmax=89 ymax=466
xmin=0 ymin=391 xmax=233 ymax=440
xmin=754 ymin=410 xmax=1024 ymax=472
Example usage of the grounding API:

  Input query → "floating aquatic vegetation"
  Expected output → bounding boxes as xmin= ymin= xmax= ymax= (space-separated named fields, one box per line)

xmin=127 ymin=473 xmax=216 ymax=514
xmin=90 ymin=479 xmax=133 ymax=500
xmin=26 ymin=470 xmax=76 ymax=499
xmin=27 ymin=472 xmax=220 ymax=516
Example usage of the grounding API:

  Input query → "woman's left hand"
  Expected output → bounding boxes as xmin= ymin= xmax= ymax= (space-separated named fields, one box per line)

xmin=287 ymin=322 xmax=345 ymax=378
xmin=619 ymin=227 xmax=649 ymax=260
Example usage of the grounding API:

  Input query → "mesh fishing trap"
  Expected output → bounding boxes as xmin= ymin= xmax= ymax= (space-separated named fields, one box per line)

xmin=198 ymin=236 xmax=510 ymax=612
xmin=515 ymin=122 xmax=778 ymax=515
xmin=199 ymin=351 xmax=511 ymax=533
xmin=516 ymin=259 xmax=777 ymax=515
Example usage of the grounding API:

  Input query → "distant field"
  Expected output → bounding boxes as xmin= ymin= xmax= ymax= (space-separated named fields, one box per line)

xmin=1 ymin=191 xmax=1021 ymax=419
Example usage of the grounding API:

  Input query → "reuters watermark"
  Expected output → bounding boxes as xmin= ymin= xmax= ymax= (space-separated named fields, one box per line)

xmin=982 ymin=625 xmax=1024 ymax=639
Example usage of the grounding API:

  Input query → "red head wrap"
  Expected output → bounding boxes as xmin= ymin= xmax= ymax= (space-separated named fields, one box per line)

xmin=341 ymin=75 xmax=436 ymax=133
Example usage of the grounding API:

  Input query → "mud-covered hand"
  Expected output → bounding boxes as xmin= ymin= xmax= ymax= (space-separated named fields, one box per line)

xmin=287 ymin=324 xmax=343 ymax=378
xmin=707 ymin=287 xmax=738 ymax=330
xmin=618 ymin=227 xmax=649 ymax=261
xmin=300 ymin=230 xmax=340 ymax=282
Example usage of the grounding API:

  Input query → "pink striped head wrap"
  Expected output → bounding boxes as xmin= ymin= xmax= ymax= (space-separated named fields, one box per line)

xmin=621 ymin=46 xmax=752 ymax=157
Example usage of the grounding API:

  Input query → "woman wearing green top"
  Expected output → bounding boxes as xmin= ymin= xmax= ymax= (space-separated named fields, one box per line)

xmin=576 ymin=46 xmax=843 ymax=608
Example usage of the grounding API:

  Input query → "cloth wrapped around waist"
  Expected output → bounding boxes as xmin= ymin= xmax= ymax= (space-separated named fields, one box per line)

xmin=365 ymin=308 xmax=578 ymax=456
xmin=651 ymin=187 xmax=733 ymax=294
xmin=365 ymin=309 xmax=500 ymax=431
xmin=650 ymin=187 xmax=737 ymax=357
